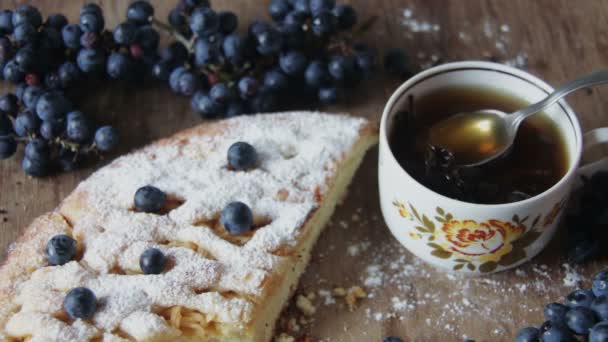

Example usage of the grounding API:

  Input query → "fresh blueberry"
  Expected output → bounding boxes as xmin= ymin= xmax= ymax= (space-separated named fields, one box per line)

xmin=268 ymin=0 xmax=292 ymax=21
xmin=238 ymin=77 xmax=258 ymax=99
xmin=566 ymin=306 xmax=597 ymax=335
xmin=168 ymin=9 xmax=186 ymax=28
xmin=566 ymin=289 xmax=595 ymax=308
xmin=139 ymin=248 xmax=166 ymax=275
xmin=190 ymin=7 xmax=219 ymax=37
xmin=311 ymin=10 xmax=337 ymax=37
xmin=384 ymin=48 xmax=410 ymax=77
xmin=305 ymin=60 xmax=330 ymax=87
xmin=279 ymin=50 xmax=307 ymax=76
xmin=79 ymin=10 xmax=104 ymax=33
xmin=80 ymin=3 xmax=102 ymax=16
xmin=134 ymin=185 xmax=166 ymax=213
xmin=36 ymin=92 xmax=72 ymax=122
xmin=590 ymin=322 xmax=608 ymax=342
xmin=25 ymin=138 xmax=49 ymax=163
xmin=593 ymin=270 xmax=608 ymax=297
xmin=354 ymin=44 xmax=377 ymax=77
xmin=191 ymin=91 xmax=223 ymax=118
xmin=516 ymin=327 xmax=540 ymax=342
xmin=292 ymin=0 xmax=311 ymax=15
xmin=382 ymin=337 xmax=404 ymax=342
xmin=127 ymin=1 xmax=154 ymax=25
xmin=15 ymin=45 xmax=37 ymax=73
xmin=22 ymin=155 xmax=48 ymax=177
xmin=113 ymin=21 xmax=137 ymax=45
xmin=66 ymin=114 xmax=92 ymax=142
xmin=255 ymin=27 xmax=282 ymax=56
xmin=77 ymin=48 xmax=106 ymax=75
xmin=62 ymin=24 xmax=82 ymax=49
xmin=44 ymin=71 xmax=62 ymax=90
xmin=227 ymin=141 xmax=257 ymax=170
xmin=221 ymin=201 xmax=253 ymax=235
xmin=0 ymin=37 xmax=12 ymax=63
xmin=210 ymin=83 xmax=232 ymax=103
xmin=46 ymin=13 xmax=68 ymax=30
xmin=14 ymin=110 xmax=41 ymax=136
xmin=222 ymin=33 xmax=244 ymax=65
xmin=12 ymin=5 xmax=42 ymax=28
xmin=23 ymin=86 xmax=43 ymax=110
xmin=152 ymin=60 xmax=173 ymax=81
xmin=13 ymin=23 xmax=37 ymax=45
xmin=333 ymin=4 xmax=357 ymax=30
xmin=106 ymin=52 xmax=134 ymax=80
xmin=178 ymin=71 xmax=201 ymax=96
xmin=328 ymin=55 xmax=355 ymax=81
xmin=15 ymin=83 xmax=27 ymax=101
xmin=3 ymin=60 xmax=25 ymax=83
xmin=46 ymin=234 xmax=77 ymax=266
xmin=264 ymin=68 xmax=289 ymax=91
xmin=94 ymin=126 xmax=119 ymax=152
xmin=0 ymin=137 xmax=17 ymax=160
xmin=135 ymin=26 xmax=159 ymax=52
xmin=0 ymin=10 xmax=13 ymax=34
xmin=63 ymin=287 xmax=97 ymax=320
xmin=591 ymin=295 xmax=608 ymax=320
xmin=169 ymin=66 xmax=186 ymax=94
xmin=318 ymin=86 xmax=339 ymax=104
xmin=309 ymin=0 xmax=335 ymax=16
xmin=193 ymin=38 xmax=220 ymax=67
xmin=249 ymin=91 xmax=277 ymax=113
xmin=218 ymin=11 xmax=237 ymax=34
xmin=57 ymin=149 xmax=79 ymax=172
xmin=58 ymin=61 xmax=83 ymax=88
xmin=160 ymin=42 xmax=188 ymax=65
xmin=40 ymin=120 xmax=62 ymax=140
xmin=0 ymin=113 xmax=12 ymax=135
xmin=544 ymin=303 xmax=570 ymax=325
xmin=225 ymin=101 xmax=246 ymax=117
xmin=79 ymin=31 xmax=99 ymax=49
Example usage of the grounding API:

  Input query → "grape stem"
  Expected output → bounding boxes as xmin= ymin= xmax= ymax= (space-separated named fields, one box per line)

xmin=151 ymin=18 xmax=194 ymax=50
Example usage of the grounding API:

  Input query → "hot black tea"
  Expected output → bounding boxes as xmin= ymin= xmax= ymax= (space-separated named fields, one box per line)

xmin=389 ymin=86 xmax=569 ymax=204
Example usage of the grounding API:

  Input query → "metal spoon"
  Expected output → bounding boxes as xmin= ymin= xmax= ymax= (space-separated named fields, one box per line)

xmin=428 ymin=70 xmax=608 ymax=167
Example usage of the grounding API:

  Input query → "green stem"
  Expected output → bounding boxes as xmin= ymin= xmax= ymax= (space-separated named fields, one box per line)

xmin=151 ymin=18 xmax=194 ymax=51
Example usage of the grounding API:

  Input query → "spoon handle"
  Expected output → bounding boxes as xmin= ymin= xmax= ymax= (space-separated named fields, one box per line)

xmin=509 ymin=70 xmax=608 ymax=129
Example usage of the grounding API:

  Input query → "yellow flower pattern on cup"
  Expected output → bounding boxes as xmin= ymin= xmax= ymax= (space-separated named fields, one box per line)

xmin=391 ymin=199 xmax=566 ymax=273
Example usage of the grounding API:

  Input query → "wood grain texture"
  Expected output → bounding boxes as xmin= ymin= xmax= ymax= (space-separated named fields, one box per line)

xmin=1 ymin=1 xmax=608 ymax=341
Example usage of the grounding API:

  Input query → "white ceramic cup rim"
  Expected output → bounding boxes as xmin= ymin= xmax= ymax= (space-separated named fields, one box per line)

xmin=380 ymin=61 xmax=583 ymax=209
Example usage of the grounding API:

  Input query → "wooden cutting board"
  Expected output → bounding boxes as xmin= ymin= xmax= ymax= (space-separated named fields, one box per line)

xmin=1 ymin=1 xmax=608 ymax=340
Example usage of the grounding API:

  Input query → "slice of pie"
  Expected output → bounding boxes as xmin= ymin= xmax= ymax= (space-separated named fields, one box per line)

xmin=0 ymin=112 xmax=377 ymax=342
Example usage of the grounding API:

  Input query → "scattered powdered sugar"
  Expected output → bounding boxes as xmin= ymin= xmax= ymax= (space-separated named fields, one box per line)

xmin=562 ymin=263 xmax=583 ymax=287
xmin=347 ymin=241 xmax=371 ymax=257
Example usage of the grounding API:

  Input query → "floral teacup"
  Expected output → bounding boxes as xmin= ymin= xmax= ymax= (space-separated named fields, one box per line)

xmin=378 ymin=61 xmax=608 ymax=275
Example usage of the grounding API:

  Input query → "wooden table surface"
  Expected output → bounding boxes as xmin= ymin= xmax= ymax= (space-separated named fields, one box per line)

xmin=1 ymin=1 xmax=608 ymax=341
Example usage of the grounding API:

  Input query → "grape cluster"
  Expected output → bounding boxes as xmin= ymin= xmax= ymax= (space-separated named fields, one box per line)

xmin=150 ymin=0 xmax=387 ymax=119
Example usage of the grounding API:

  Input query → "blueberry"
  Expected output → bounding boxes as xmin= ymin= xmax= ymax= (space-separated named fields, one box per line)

xmin=40 ymin=120 xmax=62 ymax=140
xmin=238 ymin=77 xmax=258 ymax=99
xmin=13 ymin=23 xmax=37 ymax=45
xmin=127 ymin=1 xmax=154 ymax=25
xmin=79 ymin=10 xmax=104 ymax=33
xmin=193 ymin=38 xmax=220 ymax=67
xmin=293 ymin=0 xmax=311 ymax=15
xmin=544 ymin=303 xmax=570 ymax=325
xmin=0 ymin=37 xmax=13 ymax=63
xmin=80 ymin=4 xmax=102 ymax=16
xmin=55 ymin=62 xmax=80 ymax=88
xmin=382 ymin=337 xmax=404 ymax=342
xmin=14 ymin=110 xmax=41 ymax=136
xmin=63 ymin=287 xmax=97 ymax=320
xmin=169 ymin=66 xmax=186 ymax=93
xmin=279 ymin=50 xmax=307 ymax=76
xmin=227 ymin=141 xmax=257 ymax=170
xmin=25 ymin=138 xmax=49 ymax=163
xmin=46 ymin=14 xmax=68 ymax=30
xmin=354 ymin=44 xmax=377 ymax=76
xmin=46 ymin=234 xmax=77 ymax=266
xmin=113 ymin=21 xmax=137 ymax=45
xmin=44 ymin=71 xmax=61 ymax=90
xmin=160 ymin=42 xmax=188 ymax=65
xmin=318 ymin=86 xmax=339 ymax=104
xmin=516 ymin=327 xmax=540 ymax=342
xmin=264 ymin=68 xmax=289 ymax=91
xmin=384 ymin=48 xmax=410 ymax=77
xmin=541 ymin=323 xmax=575 ymax=342
xmin=0 ymin=10 xmax=13 ymax=34
xmin=15 ymin=83 xmax=27 ymax=101
xmin=94 ymin=126 xmax=119 ymax=152
xmin=66 ymin=114 xmax=92 ymax=143
xmin=311 ymin=10 xmax=337 ymax=37
xmin=134 ymin=185 xmax=166 ymax=213
xmin=36 ymin=92 xmax=72 ymax=122
xmin=191 ymin=91 xmax=223 ymax=119
xmin=57 ymin=149 xmax=79 ymax=172
xmin=77 ymin=48 xmax=106 ymax=75
xmin=168 ymin=9 xmax=186 ymax=28
xmin=3 ymin=60 xmax=24 ymax=83
xmin=218 ymin=11 xmax=238 ymax=34
xmin=15 ymin=45 xmax=37 ymax=73
xmin=249 ymin=91 xmax=277 ymax=113
xmin=333 ymin=4 xmax=357 ymax=30
xmin=12 ymin=5 xmax=42 ymax=28
xmin=221 ymin=201 xmax=253 ymax=235
xmin=566 ymin=289 xmax=595 ymax=308
xmin=22 ymin=156 xmax=48 ymax=177
xmin=590 ymin=322 xmax=608 ymax=342
xmin=106 ymin=52 xmax=134 ymax=80
xmin=255 ymin=27 xmax=282 ymax=56
xmin=62 ymin=24 xmax=83 ymax=49
xmin=0 ymin=114 xmax=12 ymax=135
xmin=135 ymin=26 xmax=159 ymax=52
xmin=566 ymin=306 xmax=597 ymax=335
xmin=226 ymin=101 xmax=246 ymax=117
xmin=190 ymin=7 xmax=219 ymax=37
xmin=591 ymin=295 xmax=608 ymax=320
xmin=593 ymin=270 xmax=608 ymax=297
xmin=178 ymin=71 xmax=201 ymax=96
xmin=0 ymin=137 xmax=17 ymax=160
xmin=152 ymin=60 xmax=172 ymax=81
xmin=23 ymin=86 xmax=43 ymax=110
xmin=210 ymin=83 xmax=232 ymax=103
xmin=222 ymin=34 xmax=244 ymax=64
xmin=309 ymin=0 xmax=335 ymax=15
xmin=328 ymin=55 xmax=355 ymax=81
xmin=268 ymin=0 xmax=292 ymax=21
xmin=305 ymin=60 xmax=330 ymax=87
xmin=139 ymin=248 xmax=166 ymax=274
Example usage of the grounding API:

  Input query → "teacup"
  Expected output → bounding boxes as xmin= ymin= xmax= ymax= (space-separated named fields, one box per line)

xmin=378 ymin=61 xmax=608 ymax=275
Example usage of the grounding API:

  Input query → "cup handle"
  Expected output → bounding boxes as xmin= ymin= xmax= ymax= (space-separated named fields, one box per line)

xmin=576 ymin=127 xmax=608 ymax=187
